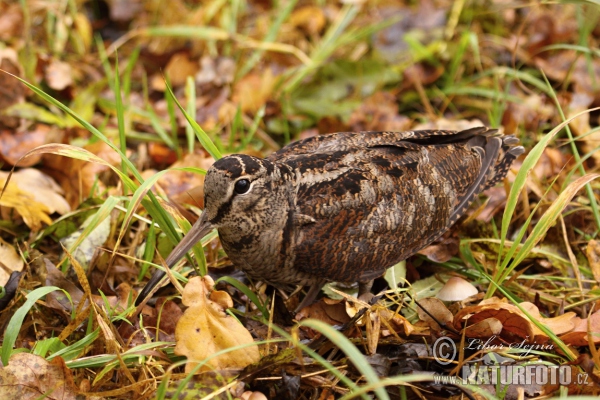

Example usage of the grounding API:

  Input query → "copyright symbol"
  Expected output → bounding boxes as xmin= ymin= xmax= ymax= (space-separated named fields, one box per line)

xmin=433 ymin=337 xmax=456 ymax=365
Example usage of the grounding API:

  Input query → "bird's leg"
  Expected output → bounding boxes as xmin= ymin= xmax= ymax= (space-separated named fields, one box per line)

xmin=294 ymin=283 xmax=324 ymax=312
xmin=358 ymin=280 xmax=374 ymax=297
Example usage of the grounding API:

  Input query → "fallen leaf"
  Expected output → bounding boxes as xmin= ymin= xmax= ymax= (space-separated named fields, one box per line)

xmin=289 ymin=6 xmax=326 ymax=35
xmin=0 ymin=3 xmax=23 ymax=40
xmin=0 ymin=172 xmax=59 ymax=230
xmin=44 ymin=258 xmax=84 ymax=313
xmin=416 ymin=297 xmax=453 ymax=331
xmin=566 ymin=91 xmax=599 ymax=163
xmin=0 ymin=353 xmax=77 ymax=400
xmin=196 ymin=56 xmax=235 ymax=86
xmin=2 ymin=168 xmax=70 ymax=215
xmin=232 ymin=68 xmax=276 ymax=113
xmin=379 ymin=308 xmax=427 ymax=337
xmin=463 ymin=318 xmax=503 ymax=338
xmin=0 ymin=48 xmax=24 ymax=111
xmin=45 ymin=59 xmax=73 ymax=91
xmin=559 ymin=310 xmax=600 ymax=346
xmin=151 ymin=52 xmax=199 ymax=90
xmin=418 ymin=234 xmax=459 ymax=263
xmin=0 ymin=124 xmax=53 ymax=167
xmin=42 ymin=141 xmax=122 ymax=208
xmin=295 ymin=298 xmax=351 ymax=326
xmin=0 ymin=237 xmax=23 ymax=286
xmin=520 ymin=302 xmax=578 ymax=338
xmin=348 ymin=91 xmax=411 ymax=132
xmin=147 ymin=142 xmax=177 ymax=165
xmin=585 ymin=240 xmax=600 ymax=284
xmin=60 ymin=213 xmax=111 ymax=271
xmin=501 ymin=92 xmax=554 ymax=134
xmin=535 ymin=50 xmax=600 ymax=99
xmin=156 ymin=152 xmax=214 ymax=206
xmin=175 ymin=276 xmax=260 ymax=373
xmin=454 ymin=297 xmax=576 ymax=344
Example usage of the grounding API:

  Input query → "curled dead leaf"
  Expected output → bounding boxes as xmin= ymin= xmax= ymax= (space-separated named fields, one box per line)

xmin=0 ymin=353 xmax=77 ymax=400
xmin=175 ymin=276 xmax=260 ymax=373
xmin=454 ymin=297 xmax=576 ymax=344
xmin=463 ymin=318 xmax=503 ymax=338
xmin=416 ymin=297 xmax=453 ymax=331
xmin=559 ymin=310 xmax=600 ymax=346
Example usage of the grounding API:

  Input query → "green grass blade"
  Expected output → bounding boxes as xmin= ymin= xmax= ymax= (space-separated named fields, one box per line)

xmin=498 ymin=107 xmax=600 ymax=275
xmin=215 ymin=276 xmax=269 ymax=320
xmin=2 ymin=286 xmax=68 ymax=365
xmin=299 ymin=319 xmax=390 ymax=400
xmin=164 ymin=79 xmax=222 ymax=160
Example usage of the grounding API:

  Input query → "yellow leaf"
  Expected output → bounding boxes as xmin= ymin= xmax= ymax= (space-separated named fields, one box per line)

xmin=175 ymin=276 xmax=260 ymax=373
xmin=0 ymin=237 xmax=24 ymax=286
xmin=0 ymin=169 xmax=70 ymax=231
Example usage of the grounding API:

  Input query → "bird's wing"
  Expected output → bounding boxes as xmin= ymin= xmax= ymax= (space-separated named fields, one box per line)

xmin=282 ymin=128 xmax=521 ymax=283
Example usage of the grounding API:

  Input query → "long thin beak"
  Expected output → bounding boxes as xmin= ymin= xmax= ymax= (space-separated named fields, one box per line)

xmin=165 ymin=212 xmax=213 ymax=267
xmin=135 ymin=212 xmax=213 ymax=305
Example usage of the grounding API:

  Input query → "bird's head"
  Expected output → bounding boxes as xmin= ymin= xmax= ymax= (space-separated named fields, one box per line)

xmin=202 ymin=154 xmax=279 ymax=226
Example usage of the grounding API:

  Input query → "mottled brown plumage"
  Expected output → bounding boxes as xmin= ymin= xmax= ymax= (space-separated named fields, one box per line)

xmin=137 ymin=127 xmax=523 ymax=309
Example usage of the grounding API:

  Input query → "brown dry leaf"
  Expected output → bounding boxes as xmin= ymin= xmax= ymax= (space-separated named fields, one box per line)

xmin=147 ymin=142 xmax=178 ymax=165
xmin=520 ymin=302 xmax=577 ymax=338
xmin=348 ymin=91 xmax=411 ymax=132
xmin=43 ymin=141 xmax=121 ymax=208
xmin=501 ymin=92 xmax=554 ymax=135
xmin=566 ymin=91 xmax=600 ymax=163
xmin=0 ymin=48 xmax=25 ymax=116
xmin=44 ymin=258 xmax=84 ymax=313
xmin=535 ymin=50 xmax=600 ymax=100
xmin=0 ymin=353 xmax=77 ymax=400
xmin=585 ymin=240 xmax=600 ymax=284
xmin=418 ymin=234 xmax=459 ymax=263
xmin=289 ymin=6 xmax=326 ymax=35
xmin=157 ymin=152 xmax=214 ymax=206
xmin=151 ymin=52 xmax=199 ymax=90
xmin=416 ymin=297 xmax=453 ymax=331
xmin=0 ymin=3 xmax=23 ymax=40
xmin=45 ymin=59 xmax=73 ymax=91
xmin=379 ymin=308 xmax=428 ymax=337
xmin=0 ymin=124 xmax=54 ymax=167
xmin=463 ymin=317 xmax=503 ymax=338
xmin=454 ymin=298 xmax=576 ymax=344
xmin=232 ymin=68 xmax=276 ymax=113
xmin=0 ymin=237 xmax=23 ymax=286
xmin=559 ymin=310 xmax=600 ymax=346
xmin=295 ymin=298 xmax=351 ymax=326
xmin=175 ymin=276 xmax=260 ymax=373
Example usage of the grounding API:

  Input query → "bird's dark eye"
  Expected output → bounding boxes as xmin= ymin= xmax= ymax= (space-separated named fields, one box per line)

xmin=234 ymin=179 xmax=251 ymax=194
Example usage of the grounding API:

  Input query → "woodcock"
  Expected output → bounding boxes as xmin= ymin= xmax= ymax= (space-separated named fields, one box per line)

xmin=137 ymin=127 xmax=524 ymax=310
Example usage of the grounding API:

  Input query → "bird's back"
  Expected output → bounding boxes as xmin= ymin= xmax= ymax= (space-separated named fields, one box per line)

xmin=271 ymin=128 xmax=523 ymax=283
